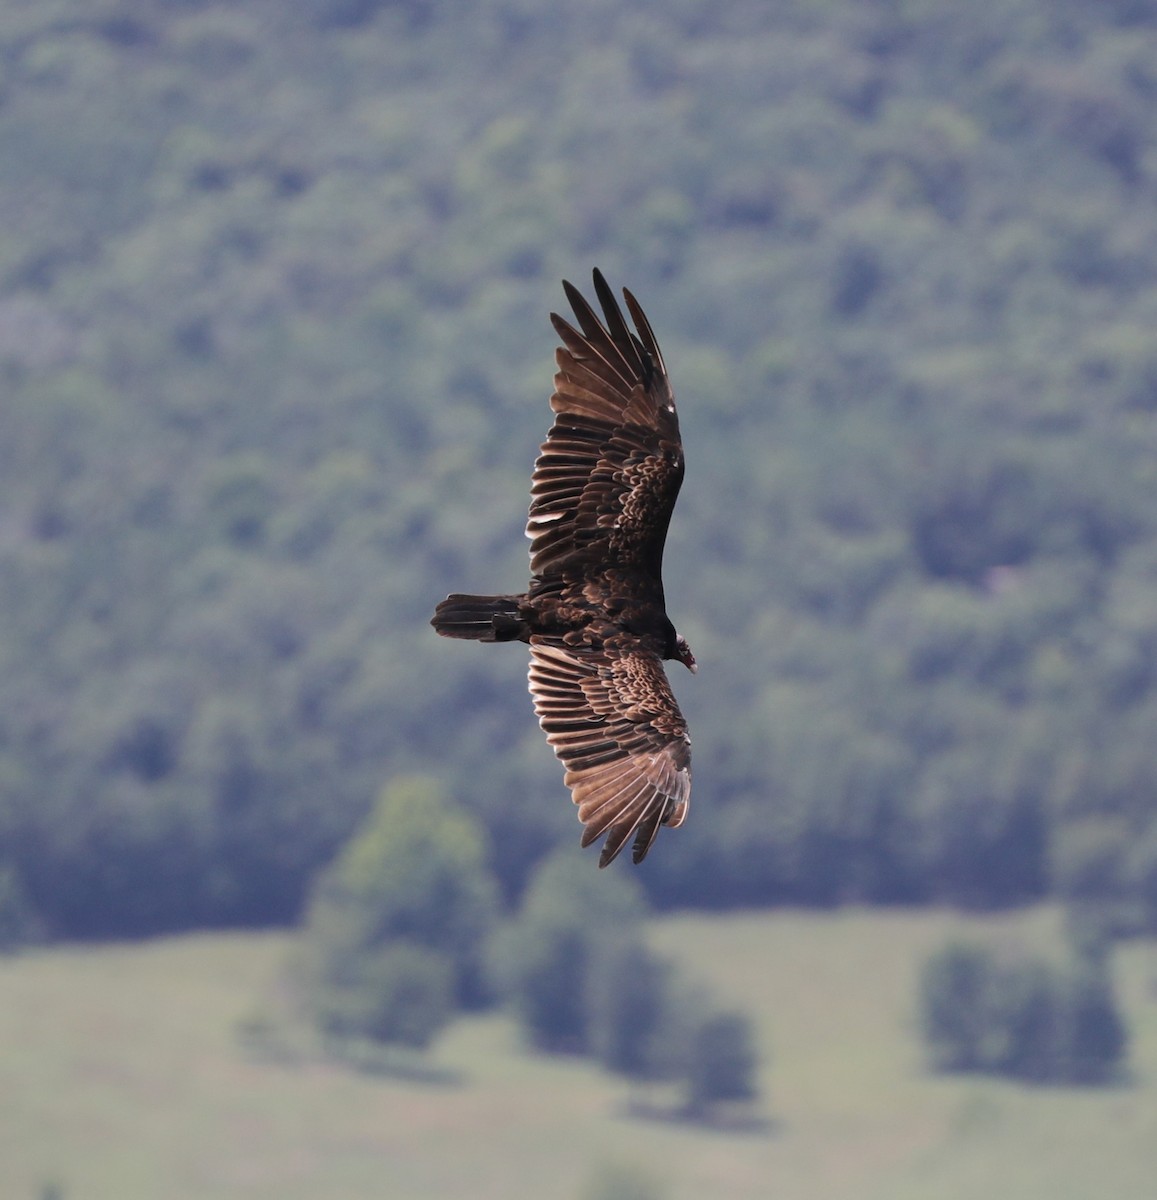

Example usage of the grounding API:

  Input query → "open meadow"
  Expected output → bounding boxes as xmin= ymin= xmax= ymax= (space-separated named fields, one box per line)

xmin=2 ymin=907 xmax=1155 ymax=1200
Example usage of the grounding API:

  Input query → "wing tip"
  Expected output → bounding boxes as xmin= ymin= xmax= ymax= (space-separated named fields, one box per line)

xmin=587 ymin=790 xmax=691 ymax=869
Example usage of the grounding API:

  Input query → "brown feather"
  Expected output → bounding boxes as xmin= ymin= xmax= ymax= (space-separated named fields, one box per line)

xmin=528 ymin=641 xmax=690 ymax=867
xmin=529 ymin=275 xmax=683 ymax=581
xmin=433 ymin=270 xmax=694 ymax=868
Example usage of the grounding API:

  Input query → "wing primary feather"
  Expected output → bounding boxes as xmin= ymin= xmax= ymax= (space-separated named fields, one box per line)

xmin=552 ymin=326 xmax=636 ymax=398
xmin=631 ymin=810 xmax=664 ymax=864
xmin=591 ymin=268 xmax=645 ymax=379
xmin=557 ymin=276 xmax=644 ymax=389
xmin=622 ymin=288 xmax=668 ymax=379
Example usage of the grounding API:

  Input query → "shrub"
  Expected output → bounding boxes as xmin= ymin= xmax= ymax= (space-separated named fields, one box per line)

xmin=920 ymin=940 xmax=996 ymax=1071
xmin=313 ymin=942 xmax=454 ymax=1050
xmin=682 ymin=1009 xmax=761 ymax=1117
xmin=492 ymin=854 xmax=763 ymax=1121
xmin=592 ymin=961 xmax=763 ymax=1120
xmin=488 ymin=851 xmax=646 ymax=1054
xmin=919 ymin=938 xmax=1128 ymax=1084
xmin=588 ymin=936 xmax=673 ymax=1081
xmin=0 ymin=866 xmax=42 ymax=953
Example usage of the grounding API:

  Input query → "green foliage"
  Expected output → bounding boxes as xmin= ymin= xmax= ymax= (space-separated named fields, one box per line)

xmin=298 ymin=775 xmax=498 ymax=1047
xmin=489 ymin=852 xmax=646 ymax=1053
xmin=492 ymin=853 xmax=763 ymax=1121
xmin=12 ymin=0 xmax=1157 ymax=933
xmin=682 ymin=1009 xmax=761 ymax=1117
xmin=630 ymin=974 xmax=763 ymax=1118
xmin=0 ymin=865 xmax=41 ymax=953
xmin=920 ymin=941 xmax=995 ymax=1072
xmin=588 ymin=936 xmax=672 ymax=1081
xmin=920 ymin=938 xmax=1128 ymax=1084
xmin=314 ymin=942 xmax=454 ymax=1050
xmin=1062 ymin=963 xmax=1130 ymax=1085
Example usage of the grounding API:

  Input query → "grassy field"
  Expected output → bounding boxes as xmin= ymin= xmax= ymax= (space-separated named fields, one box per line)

xmin=1 ymin=907 xmax=1155 ymax=1200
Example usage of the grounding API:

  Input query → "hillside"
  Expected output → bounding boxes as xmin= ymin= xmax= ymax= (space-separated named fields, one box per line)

xmin=6 ymin=0 xmax=1157 ymax=932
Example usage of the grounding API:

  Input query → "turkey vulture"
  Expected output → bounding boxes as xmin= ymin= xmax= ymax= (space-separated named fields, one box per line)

xmin=432 ymin=270 xmax=694 ymax=867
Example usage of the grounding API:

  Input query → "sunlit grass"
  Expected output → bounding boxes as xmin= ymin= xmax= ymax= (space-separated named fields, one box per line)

xmin=0 ymin=909 xmax=1154 ymax=1200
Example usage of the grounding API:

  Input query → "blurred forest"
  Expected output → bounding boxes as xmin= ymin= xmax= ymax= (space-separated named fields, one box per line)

xmin=7 ymin=0 xmax=1157 ymax=938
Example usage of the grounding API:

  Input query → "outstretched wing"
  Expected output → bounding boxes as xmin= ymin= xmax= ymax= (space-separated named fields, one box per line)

xmin=528 ymin=639 xmax=691 ymax=867
xmin=526 ymin=270 xmax=684 ymax=585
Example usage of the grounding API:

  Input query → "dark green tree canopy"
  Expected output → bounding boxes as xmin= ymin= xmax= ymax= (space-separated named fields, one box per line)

xmin=8 ymin=0 xmax=1157 ymax=933
xmin=920 ymin=937 xmax=1128 ymax=1085
xmin=298 ymin=775 xmax=499 ymax=1043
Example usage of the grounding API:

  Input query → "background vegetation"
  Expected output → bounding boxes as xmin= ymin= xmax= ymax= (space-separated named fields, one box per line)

xmin=9 ymin=1 xmax=1157 ymax=1191
xmin=920 ymin=935 xmax=1128 ymax=1084
xmin=9 ymin=0 xmax=1157 ymax=937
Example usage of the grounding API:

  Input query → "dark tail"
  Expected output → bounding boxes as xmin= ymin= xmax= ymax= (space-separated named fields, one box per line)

xmin=431 ymin=593 xmax=528 ymax=642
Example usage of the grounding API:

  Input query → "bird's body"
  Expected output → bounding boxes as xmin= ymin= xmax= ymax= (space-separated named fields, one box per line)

xmin=432 ymin=271 xmax=694 ymax=867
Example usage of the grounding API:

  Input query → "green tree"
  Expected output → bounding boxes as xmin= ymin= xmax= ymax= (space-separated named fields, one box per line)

xmin=314 ymin=942 xmax=454 ymax=1050
xmin=489 ymin=851 xmax=646 ymax=1053
xmin=988 ymin=959 xmax=1059 ymax=1083
xmin=0 ymin=865 xmax=41 ymax=952
xmin=299 ymin=775 xmax=499 ymax=1048
xmin=1062 ymin=963 xmax=1129 ymax=1085
xmin=919 ymin=938 xmax=1128 ymax=1084
xmin=602 ymin=968 xmax=765 ymax=1122
xmin=588 ymin=936 xmax=672 ymax=1082
xmin=920 ymin=940 xmax=998 ymax=1072
xmin=682 ymin=1009 xmax=761 ymax=1119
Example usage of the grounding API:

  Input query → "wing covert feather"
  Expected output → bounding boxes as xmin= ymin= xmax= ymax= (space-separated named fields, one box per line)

xmin=527 ymin=270 xmax=684 ymax=580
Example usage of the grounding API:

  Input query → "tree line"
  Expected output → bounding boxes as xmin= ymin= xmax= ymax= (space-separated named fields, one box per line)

xmin=286 ymin=777 xmax=1131 ymax=1100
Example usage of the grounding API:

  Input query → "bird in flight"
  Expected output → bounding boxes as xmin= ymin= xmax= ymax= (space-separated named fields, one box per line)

xmin=432 ymin=270 xmax=694 ymax=867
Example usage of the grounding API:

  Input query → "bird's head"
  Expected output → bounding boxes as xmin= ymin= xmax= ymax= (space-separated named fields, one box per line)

xmin=675 ymin=634 xmax=697 ymax=674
